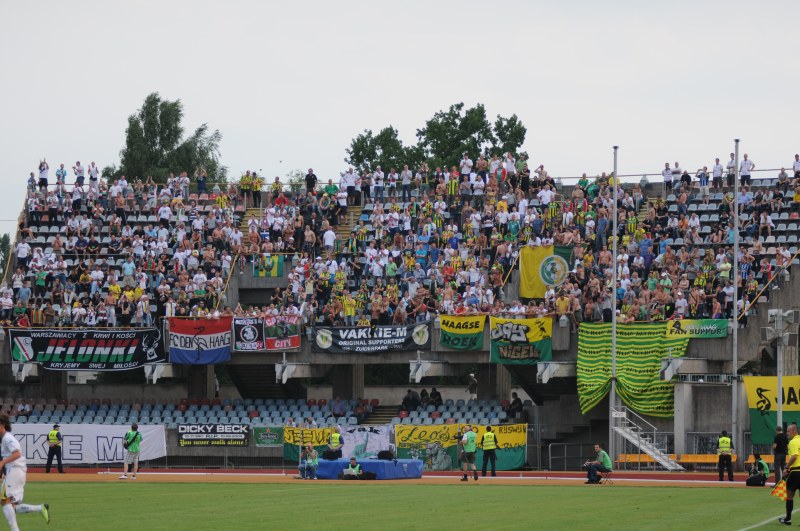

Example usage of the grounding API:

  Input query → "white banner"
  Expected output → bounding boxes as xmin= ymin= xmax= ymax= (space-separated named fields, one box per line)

xmin=341 ymin=425 xmax=391 ymax=459
xmin=11 ymin=424 xmax=167 ymax=465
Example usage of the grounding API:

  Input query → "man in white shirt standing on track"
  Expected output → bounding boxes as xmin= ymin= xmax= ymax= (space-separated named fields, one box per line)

xmin=0 ymin=414 xmax=50 ymax=529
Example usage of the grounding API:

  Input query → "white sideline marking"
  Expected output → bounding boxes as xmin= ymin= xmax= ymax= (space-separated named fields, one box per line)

xmin=737 ymin=508 xmax=800 ymax=531
xmin=424 ymin=474 xmax=729 ymax=485
xmin=98 ymin=471 xmax=286 ymax=477
xmin=98 ymin=471 xmax=736 ymax=486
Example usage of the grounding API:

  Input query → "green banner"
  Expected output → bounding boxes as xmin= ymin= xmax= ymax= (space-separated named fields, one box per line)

xmin=489 ymin=317 xmax=552 ymax=365
xmin=394 ymin=424 xmax=527 ymax=471
xmin=666 ymin=319 xmax=728 ymax=338
xmin=577 ymin=323 xmax=689 ymax=418
xmin=439 ymin=315 xmax=485 ymax=350
xmin=748 ymin=411 xmax=800 ymax=445
xmin=253 ymin=254 xmax=284 ymax=277
xmin=253 ymin=426 xmax=283 ymax=448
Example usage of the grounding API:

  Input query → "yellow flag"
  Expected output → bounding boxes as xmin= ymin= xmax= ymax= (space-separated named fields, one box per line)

xmin=519 ymin=246 xmax=549 ymax=298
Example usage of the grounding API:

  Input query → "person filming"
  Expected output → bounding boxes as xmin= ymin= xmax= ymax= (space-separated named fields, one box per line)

xmin=298 ymin=444 xmax=318 ymax=480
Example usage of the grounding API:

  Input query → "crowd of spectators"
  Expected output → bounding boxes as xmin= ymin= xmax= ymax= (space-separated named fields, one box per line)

xmin=7 ymin=152 xmax=800 ymax=333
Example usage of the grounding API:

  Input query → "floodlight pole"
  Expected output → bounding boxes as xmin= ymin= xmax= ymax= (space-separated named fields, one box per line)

xmin=777 ymin=311 xmax=784 ymax=429
xmin=732 ymin=138 xmax=740 ymax=454
xmin=609 ymin=146 xmax=619 ymax=463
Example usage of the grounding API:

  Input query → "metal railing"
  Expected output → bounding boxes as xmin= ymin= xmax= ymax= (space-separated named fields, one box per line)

xmin=611 ymin=406 xmax=664 ymax=452
xmin=685 ymin=432 xmax=720 ymax=455
xmin=548 ymin=442 xmax=596 ymax=471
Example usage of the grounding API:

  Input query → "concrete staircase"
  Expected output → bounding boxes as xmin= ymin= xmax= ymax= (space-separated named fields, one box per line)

xmin=239 ymin=207 xmax=262 ymax=231
xmin=366 ymin=405 xmax=398 ymax=425
xmin=336 ymin=204 xmax=364 ymax=240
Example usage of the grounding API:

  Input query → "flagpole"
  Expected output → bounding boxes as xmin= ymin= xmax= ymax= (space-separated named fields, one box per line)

xmin=732 ymin=139 xmax=740 ymax=456
xmin=609 ymin=146 xmax=619 ymax=464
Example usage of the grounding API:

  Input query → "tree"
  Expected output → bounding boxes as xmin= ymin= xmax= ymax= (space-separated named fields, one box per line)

xmin=345 ymin=126 xmax=423 ymax=173
xmin=0 ymin=233 xmax=10 ymax=280
xmin=113 ymin=93 xmax=227 ymax=182
xmin=285 ymin=168 xmax=306 ymax=195
xmin=343 ymin=103 xmax=527 ymax=172
xmin=491 ymin=113 xmax=527 ymax=158
xmin=415 ymin=103 xmax=495 ymax=170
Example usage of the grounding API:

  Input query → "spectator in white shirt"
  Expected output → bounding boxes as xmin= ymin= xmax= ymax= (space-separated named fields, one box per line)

xmin=459 ymin=154 xmax=473 ymax=180
xmin=740 ymin=153 xmax=754 ymax=187
xmin=712 ymin=157 xmax=724 ymax=189
xmin=661 ymin=162 xmax=672 ymax=197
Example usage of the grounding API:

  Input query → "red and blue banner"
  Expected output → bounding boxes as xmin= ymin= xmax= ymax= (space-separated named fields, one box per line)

xmin=168 ymin=317 xmax=233 ymax=364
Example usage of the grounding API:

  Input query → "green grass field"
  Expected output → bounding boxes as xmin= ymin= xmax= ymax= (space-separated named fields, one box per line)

xmin=10 ymin=482 xmax=788 ymax=530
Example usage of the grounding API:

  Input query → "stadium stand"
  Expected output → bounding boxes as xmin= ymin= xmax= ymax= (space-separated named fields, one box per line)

xmin=5 ymin=153 xmax=800 ymax=440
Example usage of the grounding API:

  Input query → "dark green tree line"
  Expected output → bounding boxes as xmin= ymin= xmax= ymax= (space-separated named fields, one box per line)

xmin=345 ymin=102 xmax=527 ymax=172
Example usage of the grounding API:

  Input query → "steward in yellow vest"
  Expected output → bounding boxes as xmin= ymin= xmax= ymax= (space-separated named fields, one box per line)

xmin=46 ymin=423 xmax=64 ymax=473
xmin=328 ymin=427 xmax=343 ymax=459
xmin=717 ymin=430 xmax=734 ymax=482
xmin=480 ymin=426 xmax=499 ymax=477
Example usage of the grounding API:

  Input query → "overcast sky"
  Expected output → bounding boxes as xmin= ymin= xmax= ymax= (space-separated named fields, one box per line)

xmin=1 ymin=0 xmax=798 ymax=238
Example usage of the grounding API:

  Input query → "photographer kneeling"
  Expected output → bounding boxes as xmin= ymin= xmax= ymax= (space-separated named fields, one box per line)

xmin=298 ymin=444 xmax=318 ymax=480
xmin=746 ymin=452 xmax=769 ymax=487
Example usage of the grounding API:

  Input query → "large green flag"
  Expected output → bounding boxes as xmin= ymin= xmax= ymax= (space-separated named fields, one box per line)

xmin=577 ymin=323 xmax=689 ymax=418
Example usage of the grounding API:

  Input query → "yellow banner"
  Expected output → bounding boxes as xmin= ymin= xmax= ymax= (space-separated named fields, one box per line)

xmin=489 ymin=317 xmax=552 ymax=343
xmin=395 ymin=424 xmax=461 ymax=449
xmin=519 ymin=246 xmax=549 ymax=298
xmin=395 ymin=423 xmax=527 ymax=450
xmin=283 ymin=426 xmax=333 ymax=446
xmin=744 ymin=376 xmax=800 ymax=413
xmin=439 ymin=315 xmax=486 ymax=334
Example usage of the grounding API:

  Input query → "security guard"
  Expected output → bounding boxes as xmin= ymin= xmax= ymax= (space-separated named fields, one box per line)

xmin=780 ymin=423 xmax=800 ymax=525
xmin=717 ymin=429 xmax=734 ymax=482
xmin=328 ymin=426 xmax=343 ymax=459
xmin=46 ymin=423 xmax=64 ymax=473
xmin=480 ymin=426 xmax=499 ymax=477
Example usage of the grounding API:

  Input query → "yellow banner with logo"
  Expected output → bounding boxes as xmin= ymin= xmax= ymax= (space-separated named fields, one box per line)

xmin=519 ymin=245 xmax=571 ymax=299
xmin=519 ymin=246 xmax=549 ymax=298
xmin=489 ymin=317 xmax=553 ymax=364
xmin=394 ymin=423 xmax=527 ymax=470
xmin=744 ymin=376 xmax=800 ymax=412
xmin=744 ymin=376 xmax=800 ymax=444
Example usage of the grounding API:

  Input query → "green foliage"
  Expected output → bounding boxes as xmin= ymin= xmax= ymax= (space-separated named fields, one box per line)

xmin=114 ymin=93 xmax=227 ymax=182
xmin=346 ymin=103 xmax=527 ymax=173
xmin=345 ymin=126 xmax=423 ymax=173
xmin=285 ymin=169 xmax=306 ymax=194
xmin=0 ymin=233 xmax=10 ymax=281
xmin=416 ymin=102 xmax=495 ymax=170
xmin=491 ymin=113 xmax=527 ymax=158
